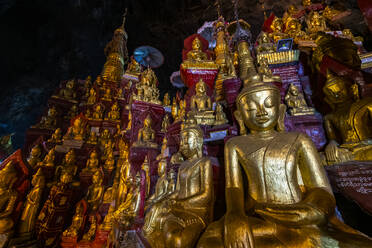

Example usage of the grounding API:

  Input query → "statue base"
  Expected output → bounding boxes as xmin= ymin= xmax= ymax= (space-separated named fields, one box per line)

xmin=56 ymin=139 xmax=84 ymax=153
xmin=60 ymin=235 xmax=78 ymax=248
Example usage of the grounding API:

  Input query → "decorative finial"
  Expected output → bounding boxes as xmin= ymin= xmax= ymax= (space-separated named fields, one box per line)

xmin=121 ymin=8 xmax=128 ymax=30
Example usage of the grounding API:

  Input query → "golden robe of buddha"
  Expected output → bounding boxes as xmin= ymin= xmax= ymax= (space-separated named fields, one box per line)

xmin=18 ymin=168 xmax=45 ymax=234
xmin=163 ymin=92 xmax=171 ymax=106
xmin=85 ymin=170 xmax=104 ymax=212
xmin=87 ymin=88 xmax=97 ymax=105
xmin=81 ymin=215 xmax=97 ymax=241
xmin=285 ymin=17 xmax=309 ymax=43
xmin=214 ymin=103 xmax=228 ymax=125
xmin=285 ymin=83 xmax=315 ymax=116
xmin=161 ymin=114 xmax=170 ymax=132
xmin=142 ymin=156 xmax=151 ymax=199
xmin=38 ymin=147 xmax=56 ymax=168
xmin=144 ymin=118 xmax=214 ymax=248
xmin=257 ymin=58 xmax=281 ymax=83
xmin=133 ymin=114 xmax=158 ymax=148
xmin=48 ymin=128 xmax=62 ymax=143
xmin=92 ymin=104 xmax=104 ymax=120
xmin=143 ymin=158 xmax=169 ymax=235
xmin=0 ymin=161 xmax=18 ymax=234
xmin=87 ymin=130 xmax=98 ymax=145
xmin=99 ymin=129 xmax=112 ymax=148
xmin=106 ymin=102 xmax=121 ymax=121
xmin=197 ymin=80 xmax=372 ymax=248
xmin=62 ymin=202 xmax=84 ymax=237
xmin=190 ymin=79 xmax=215 ymax=125
xmin=323 ymin=71 xmax=372 ymax=164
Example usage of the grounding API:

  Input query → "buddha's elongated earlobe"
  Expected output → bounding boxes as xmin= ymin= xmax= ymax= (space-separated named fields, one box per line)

xmin=234 ymin=110 xmax=247 ymax=135
xmin=277 ymin=104 xmax=286 ymax=132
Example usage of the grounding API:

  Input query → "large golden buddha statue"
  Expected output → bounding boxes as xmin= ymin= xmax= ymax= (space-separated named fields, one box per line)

xmin=133 ymin=68 xmax=161 ymax=104
xmin=189 ymin=78 xmax=215 ymax=125
xmin=323 ymin=71 xmax=372 ymax=164
xmin=144 ymin=117 xmax=214 ymax=248
xmin=133 ymin=114 xmax=158 ymax=148
xmin=198 ymin=80 xmax=372 ymax=248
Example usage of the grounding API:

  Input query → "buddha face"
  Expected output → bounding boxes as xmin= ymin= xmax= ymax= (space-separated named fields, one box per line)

xmin=180 ymin=130 xmax=201 ymax=159
xmin=92 ymin=171 xmax=102 ymax=184
xmin=196 ymin=80 xmax=206 ymax=95
xmin=90 ymin=151 xmax=98 ymax=160
xmin=31 ymin=146 xmax=41 ymax=157
xmin=261 ymin=33 xmax=270 ymax=43
xmin=289 ymin=84 xmax=299 ymax=96
xmin=238 ymin=89 xmax=280 ymax=132
xmin=102 ymin=129 xmax=110 ymax=138
xmin=323 ymin=80 xmax=351 ymax=104
xmin=48 ymin=107 xmax=57 ymax=117
xmin=74 ymin=118 xmax=82 ymax=127
xmin=192 ymin=38 xmax=202 ymax=51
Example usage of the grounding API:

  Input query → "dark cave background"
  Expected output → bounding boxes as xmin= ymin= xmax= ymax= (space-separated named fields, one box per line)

xmin=0 ymin=0 xmax=372 ymax=237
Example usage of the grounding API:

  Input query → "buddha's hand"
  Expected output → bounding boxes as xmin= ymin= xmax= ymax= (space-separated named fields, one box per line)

xmin=255 ymin=202 xmax=324 ymax=226
xmin=224 ymin=212 xmax=254 ymax=248
xmin=325 ymin=140 xmax=339 ymax=162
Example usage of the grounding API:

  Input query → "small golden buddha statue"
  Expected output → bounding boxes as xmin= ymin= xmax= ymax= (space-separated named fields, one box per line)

xmin=34 ymin=106 xmax=58 ymax=130
xmin=144 ymin=118 xmax=214 ymax=248
xmin=302 ymin=0 xmax=311 ymax=7
xmin=189 ymin=78 xmax=215 ymax=125
xmin=175 ymin=99 xmax=186 ymax=123
xmin=102 ymin=139 xmax=114 ymax=161
xmin=48 ymin=128 xmax=62 ymax=143
xmin=87 ymin=130 xmax=98 ymax=145
xmin=214 ymin=103 xmax=228 ymax=125
xmin=143 ymin=158 xmax=168 ymax=235
xmin=163 ymin=92 xmax=171 ymax=106
xmin=27 ymin=145 xmax=42 ymax=169
xmin=0 ymin=161 xmax=18 ymax=234
xmin=257 ymin=58 xmax=281 ymax=83
xmin=126 ymin=57 xmax=142 ymax=75
xmin=105 ymin=102 xmax=121 ymax=121
xmin=133 ymin=114 xmax=158 ymax=148
xmin=156 ymin=137 xmax=168 ymax=161
xmin=114 ymin=124 xmax=122 ymax=138
xmin=283 ymin=4 xmax=298 ymax=23
xmin=285 ymin=83 xmax=315 ymax=116
xmin=114 ymin=173 xmax=142 ymax=228
xmin=99 ymin=129 xmax=112 ymax=149
xmin=116 ymin=157 xmax=131 ymax=208
xmin=85 ymin=170 xmax=104 ymax=212
xmin=83 ymin=76 xmax=92 ymax=97
xmin=102 ymin=86 xmax=113 ymax=102
xmin=141 ymin=156 xmax=151 ymax=199
xmin=161 ymin=114 xmax=170 ymax=132
xmin=62 ymin=202 xmax=84 ymax=237
xmin=116 ymin=88 xmax=124 ymax=99
xmin=94 ymin=75 xmax=103 ymax=87
xmin=87 ymin=88 xmax=97 ymax=105
xmin=197 ymin=78 xmax=372 ymax=248
xmin=18 ymin=168 xmax=45 ymax=235
xmin=104 ymin=150 xmax=115 ymax=171
xmin=63 ymin=117 xmax=86 ymax=141
xmin=133 ymin=68 xmax=161 ymax=104
xmin=81 ymin=215 xmax=97 ymax=241
xmin=256 ymin=32 xmax=276 ymax=54
xmin=323 ymin=71 xmax=372 ymax=164
xmin=186 ymin=37 xmax=208 ymax=62
xmin=55 ymin=149 xmax=78 ymax=180
xmin=91 ymin=104 xmax=104 ymax=120
xmin=269 ymin=17 xmax=288 ymax=43
xmin=167 ymin=169 xmax=176 ymax=195
xmin=37 ymin=147 xmax=56 ymax=168
xmin=306 ymin=11 xmax=328 ymax=37
xmin=83 ymin=150 xmax=100 ymax=174
xmin=56 ymin=80 xmax=77 ymax=102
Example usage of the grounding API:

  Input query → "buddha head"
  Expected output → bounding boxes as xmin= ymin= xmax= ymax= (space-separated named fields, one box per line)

xmin=144 ymin=114 xmax=153 ymax=128
xmin=342 ymin=29 xmax=353 ymax=39
xmin=89 ymin=150 xmax=99 ymax=161
xmin=286 ymin=18 xmax=300 ymax=32
xmin=102 ymin=129 xmax=111 ymax=138
xmin=309 ymin=11 xmax=322 ymax=27
xmin=66 ymin=80 xmax=75 ymax=90
xmin=32 ymin=168 xmax=45 ymax=187
xmin=236 ymin=81 xmax=285 ymax=133
xmin=48 ymin=106 xmax=58 ymax=117
xmin=95 ymin=76 xmax=102 ymax=85
xmin=192 ymin=37 xmax=203 ymax=51
xmin=168 ymin=169 xmax=175 ymax=181
xmin=323 ymin=70 xmax=354 ymax=106
xmin=271 ymin=17 xmax=284 ymax=32
xmin=180 ymin=117 xmax=203 ymax=159
xmin=287 ymin=4 xmax=297 ymax=15
xmin=158 ymin=159 xmax=167 ymax=176
xmin=288 ymin=84 xmax=299 ymax=96
xmin=196 ymin=78 xmax=207 ymax=96
xmin=260 ymin=32 xmax=271 ymax=44
xmin=73 ymin=117 xmax=83 ymax=128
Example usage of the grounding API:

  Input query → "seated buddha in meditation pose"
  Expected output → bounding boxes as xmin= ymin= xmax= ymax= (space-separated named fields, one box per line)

xmin=269 ymin=17 xmax=288 ymax=43
xmin=63 ymin=117 xmax=86 ymax=141
xmin=198 ymin=80 xmax=372 ymax=248
xmin=144 ymin=117 xmax=214 ymax=248
xmin=257 ymin=58 xmax=281 ymax=83
xmin=306 ymin=11 xmax=328 ymax=38
xmin=189 ymin=78 xmax=215 ymax=125
xmin=133 ymin=114 xmax=158 ymax=148
xmin=106 ymin=102 xmax=121 ymax=121
xmin=62 ymin=202 xmax=85 ymax=237
xmin=186 ymin=37 xmax=208 ymax=62
xmin=256 ymin=32 xmax=276 ymax=55
xmin=323 ymin=70 xmax=372 ymax=164
xmin=55 ymin=80 xmax=77 ymax=102
xmin=285 ymin=83 xmax=315 ymax=116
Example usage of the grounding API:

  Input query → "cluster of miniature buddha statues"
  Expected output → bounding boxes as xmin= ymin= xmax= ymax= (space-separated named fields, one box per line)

xmin=0 ymin=1 xmax=371 ymax=247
